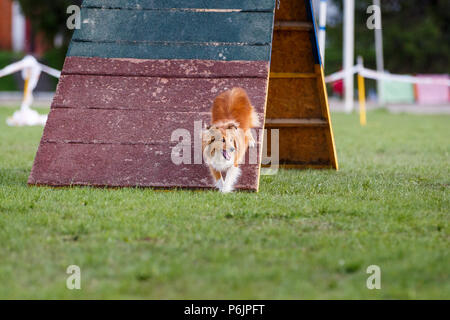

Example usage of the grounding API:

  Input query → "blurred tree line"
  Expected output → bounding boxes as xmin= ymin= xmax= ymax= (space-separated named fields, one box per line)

xmin=17 ymin=0 xmax=82 ymax=47
xmin=326 ymin=0 xmax=450 ymax=74
xmin=16 ymin=0 xmax=82 ymax=69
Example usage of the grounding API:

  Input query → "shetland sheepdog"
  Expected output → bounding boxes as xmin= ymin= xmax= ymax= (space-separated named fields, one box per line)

xmin=202 ymin=88 xmax=259 ymax=193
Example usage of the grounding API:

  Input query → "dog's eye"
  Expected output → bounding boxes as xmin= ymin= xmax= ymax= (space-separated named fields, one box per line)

xmin=222 ymin=138 xmax=225 ymax=143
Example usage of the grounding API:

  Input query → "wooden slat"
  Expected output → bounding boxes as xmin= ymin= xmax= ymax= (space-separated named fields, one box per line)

xmin=52 ymin=75 xmax=268 ymax=114
xmin=274 ymin=0 xmax=308 ymax=21
xmin=62 ymin=57 xmax=269 ymax=78
xmin=266 ymin=78 xmax=322 ymax=118
xmin=264 ymin=127 xmax=331 ymax=166
xmin=28 ymin=143 xmax=260 ymax=190
xmin=42 ymin=109 xmax=207 ymax=144
xmin=274 ymin=21 xmax=312 ymax=31
xmin=270 ymin=30 xmax=314 ymax=73
xmin=42 ymin=109 xmax=263 ymax=145
xmin=68 ymin=41 xmax=272 ymax=61
xmin=82 ymin=0 xmax=276 ymax=11
xmin=270 ymin=72 xmax=317 ymax=79
xmin=265 ymin=118 xmax=327 ymax=127
xmin=74 ymin=9 xmax=274 ymax=44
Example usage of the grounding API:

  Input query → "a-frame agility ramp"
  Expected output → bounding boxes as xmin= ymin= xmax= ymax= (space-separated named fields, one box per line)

xmin=29 ymin=0 xmax=338 ymax=192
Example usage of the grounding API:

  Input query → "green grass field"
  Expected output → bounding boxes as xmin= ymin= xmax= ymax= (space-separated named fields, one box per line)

xmin=0 ymin=107 xmax=448 ymax=299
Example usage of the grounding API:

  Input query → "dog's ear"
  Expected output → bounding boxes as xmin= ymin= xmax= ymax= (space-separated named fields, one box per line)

xmin=202 ymin=127 xmax=217 ymax=146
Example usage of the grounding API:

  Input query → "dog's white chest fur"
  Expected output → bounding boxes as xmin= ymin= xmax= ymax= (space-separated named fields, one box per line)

xmin=205 ymin=152 xmax=241 ymax=193
xmin=207 ymin=152 xmax=235 ymax=172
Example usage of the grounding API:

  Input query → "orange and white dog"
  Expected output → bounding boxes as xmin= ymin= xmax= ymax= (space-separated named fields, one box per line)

xmin=202 ymin=88 xmax=259 ymax=193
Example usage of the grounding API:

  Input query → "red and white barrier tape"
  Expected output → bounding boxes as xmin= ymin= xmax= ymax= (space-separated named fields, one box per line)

xmin=325 ymin=66 xmax=450 ymax=86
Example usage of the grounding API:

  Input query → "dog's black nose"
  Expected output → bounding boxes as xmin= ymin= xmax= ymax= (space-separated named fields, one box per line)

xmin=230 ymin=147 xmax=235 ymax=152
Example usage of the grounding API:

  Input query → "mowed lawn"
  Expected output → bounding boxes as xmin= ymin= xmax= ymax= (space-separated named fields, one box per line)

xmin=0 ymin=107 xmax=448 ymax=299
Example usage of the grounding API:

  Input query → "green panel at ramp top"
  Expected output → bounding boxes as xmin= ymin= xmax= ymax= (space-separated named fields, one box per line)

xmin=69 ymin=3 xmax=276 ymax=61
xmin=74 ymin=10 xmax=274 ymax=44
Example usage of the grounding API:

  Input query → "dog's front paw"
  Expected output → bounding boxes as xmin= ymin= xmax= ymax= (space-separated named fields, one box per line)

xmin=215 ymin=179 xmax=224 ymax=191
xmin=221 ymin=186 xmax=234 ymax=193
